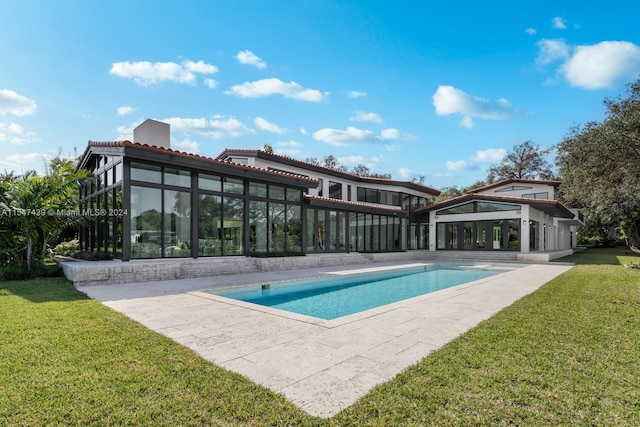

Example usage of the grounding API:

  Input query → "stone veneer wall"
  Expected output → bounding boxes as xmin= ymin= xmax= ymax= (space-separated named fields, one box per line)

xmin=62 ymin=249 xmax=571 ymax=287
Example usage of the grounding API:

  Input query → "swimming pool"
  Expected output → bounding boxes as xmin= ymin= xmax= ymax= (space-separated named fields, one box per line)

xmin=210 ymin=263 xmax=515 ymax=320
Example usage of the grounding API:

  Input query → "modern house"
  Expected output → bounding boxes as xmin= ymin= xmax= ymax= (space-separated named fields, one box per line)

xmin=75 ymin=119 xmax=582 ymax=264
xmin=415 ymin=179 xmax=583 ymax=254
xmin=76 ymin=119 xmax=440 ymax=262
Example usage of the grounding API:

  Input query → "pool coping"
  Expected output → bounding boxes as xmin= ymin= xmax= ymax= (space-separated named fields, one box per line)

xmin=196 ymin=262 xmax=522 ymax=328
xmin=77 ymin=261 xmax=574 ymax=418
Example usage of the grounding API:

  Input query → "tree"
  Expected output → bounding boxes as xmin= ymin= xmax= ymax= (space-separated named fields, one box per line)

xmin=262 ymin=143 xmax=273 ymax=154
xmin=557 ymin=78 xmax=640 ymax=248
xmin=321 ymin=155 xmax=347 ymax=172
xmin=486 ymin=140 xmax=555 ymax=182
xmin=433 ymin=186 xmax=465 ymax=204
xmin=0 ymin=157 xmax=89 ymax=270
xmin=350 ymin=164 xmax=371 ymax=177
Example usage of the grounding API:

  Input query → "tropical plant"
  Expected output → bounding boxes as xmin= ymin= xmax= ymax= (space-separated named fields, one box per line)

xmin=0 ymin=157 xmax=90 ymax=270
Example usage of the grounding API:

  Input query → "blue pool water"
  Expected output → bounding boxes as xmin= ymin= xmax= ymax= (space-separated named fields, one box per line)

xmin=212 ymin=264 xmax=512 ymax=320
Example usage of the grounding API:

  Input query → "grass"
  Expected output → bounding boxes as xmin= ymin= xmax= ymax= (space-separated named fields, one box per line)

xmin=1 ymin=247 xmax=639 ymax=426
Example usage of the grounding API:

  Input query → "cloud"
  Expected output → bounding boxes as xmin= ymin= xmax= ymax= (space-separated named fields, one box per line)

xmin=275 ymin=140 xmax=301 ymax=148
xmin=313 ymin=126 xmax=375 ymax=146
xmin=535 ymin=39 xmax=570 ymax=65
xmin=161 ymin=115 xmax=255 ymax=139
xmin=299 ymin=127 xmax=308 ymax=135
xmin=338 ymin=154 xmax=384 ymax=170
xmin=525 ymin=28 xmax=537 ymax=35
xmin=110 ymin=59 xmax=218 ymax=86
xmin=116 ymin=105 xmax=135 ymax=116
xmin=552 ymin=17 xmax=567 ymax=29
xmin=274 ymin=141 xmax=303 ymax=157
xmin=0 ymin=122 xmax=39 ymax=145
xmin=350 ymin=111 xmax=384 ymax=124
xmin=380 ymin=128 xmax=413 ymax=140
xmin=171 ymin=138 xmax=200 ymax=153
xmin=312 ymin=126 xmax=413 ymax=146
xmin=5 ymin=152 xmax=52 ymax=172
xmin=446 ymin=160 xmax=479 ymax=171
xmin=347 ymin=90 xmax=367 ymax=98
xmin=432 ymin=85 xmax=522 ymax=128
xmin=473 ymin=148 xmax=507 ymax=162
xmin=235 ymin=50 xmax=267 ymax=69
xmin=0 ymin=89 xmax=37 ymax=116
xmin=204 ymin=78 xmax=218 ymax=89
xmin=225 ymin=78 xmax=328 ymax=102
xmin=254 ymin=117 xmax=287 ymax=134
xmin=560 ymin=41 xmax=640 ymax=89
xmin=397 ymin=167 xmax=412 ymax=179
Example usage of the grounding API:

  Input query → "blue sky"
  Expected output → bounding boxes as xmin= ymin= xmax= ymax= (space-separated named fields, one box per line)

xmin=1 ymin=1 xmax=639 ymax=188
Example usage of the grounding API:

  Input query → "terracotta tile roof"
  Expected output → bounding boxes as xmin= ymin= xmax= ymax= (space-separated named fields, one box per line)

xmin=216 ymin=148 xmax=441 ymax=196
xmin=81 ymin=141 xmax=319 ymax=185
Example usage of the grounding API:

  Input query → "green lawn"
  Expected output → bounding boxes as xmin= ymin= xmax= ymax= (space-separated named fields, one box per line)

xmin=2 ymin=247 xmax=639 ymax=426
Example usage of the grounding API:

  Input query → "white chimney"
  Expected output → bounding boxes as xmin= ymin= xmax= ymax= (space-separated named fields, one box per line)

xmin=133 ymin=119 xmax=170 ymax=148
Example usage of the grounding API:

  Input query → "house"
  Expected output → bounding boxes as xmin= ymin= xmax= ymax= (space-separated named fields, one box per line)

xmin=75 ymin=119 xmax=582 ymax=262
xmin=76 ymin=119 xmax=440 ymax=261
xmin=415 ymin=179 xmax=583 ymax=253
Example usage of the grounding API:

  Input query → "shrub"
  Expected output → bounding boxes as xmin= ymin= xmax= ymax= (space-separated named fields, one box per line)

xmin=65 ymin=250 xmax=113 ymax=261
xmin=54 ymin=239 xmax=80 ymax=255
xmin=0 ymin=263 xmax=63 ymax=280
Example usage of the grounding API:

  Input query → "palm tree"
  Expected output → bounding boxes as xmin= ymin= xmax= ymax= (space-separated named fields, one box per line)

xmin=1 ymin=161 xmax=89 ymax=270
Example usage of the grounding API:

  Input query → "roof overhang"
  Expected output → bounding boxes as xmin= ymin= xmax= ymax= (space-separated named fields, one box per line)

xmin=416 ymin=194 xmax=575 ymax=219
xmin=304 ymin=195 xmax=409 ymax=217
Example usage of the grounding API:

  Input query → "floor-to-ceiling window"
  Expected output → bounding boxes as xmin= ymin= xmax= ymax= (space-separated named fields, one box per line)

xmin=130 ymin=186 xmax=162 ymax=258
xmin=435 ymin=220 xmax=520 ymax=251
xmin=248 ymin=183 xmax=302 ymax=255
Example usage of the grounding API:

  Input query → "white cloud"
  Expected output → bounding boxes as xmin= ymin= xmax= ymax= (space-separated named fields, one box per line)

xmin=433 ymin=85 xmax=521 ymax=128
xmin=225 ymin=78 xmax=328 ymax=102
xmin=312 ymin=126 xmax=412 ymax=146
xmin=350 ymin=111 xmax=384 ymax=124
xmin=552 ymin=17 xmax=567 ymax=29
xmin=204 ymin=78 xmax=218 ymax=89
xmin=0 ymin=89 xmax=37 ymax=116
xmin=473 ymin=148 xmax=507 ymax=162
xmin=560 ymin=41 xmax=640 ymax=89
xmin=110 ymin=59 xmax=218 ymax=86
xmin=525 ymin=28 xmax=537 ymax=35
xmin=347 ymin=90 xmax=367 ymax=98
xmin=171 ymin=138 xmax=199 ymax=153
xmin=161 ymin=115 xmax=255 ymax=139
xmin=338 ymin=154 xmax=384 ymax=170
xmin=5 ymin=152 xmax=52 ymax=172
xmin=535 ymin=39 xmax=570 ymax=65
xmin=254 ymin=117 xmax=287 ymax=134
xmin=274 ymin=141 xmax=302 ymax=157
xmin=313 ymin=127 xmax=375 ymax=146
xmin=184 ymin=60 xmax=218 ymax=74
xmin=446 ymin=160 xmax=479 ymax=171
xmin=397 ymin=167 xmax=412 ymax=179
xmin=235 ymin=50 xmax=267 ymax=69
xmin=459 ymin=116 xmax=474 ymax=128
xmin=0 ymin=122 xmax=39 ymax=145
xmin=380 ymin=128 xmax=413 ymax=140
xmin=116 ymin=105 xmax=135 ymax=116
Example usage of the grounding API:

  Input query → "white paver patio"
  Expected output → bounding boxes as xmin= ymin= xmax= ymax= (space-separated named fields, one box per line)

xmin=77 ymin=261 xmax=573 ymax=418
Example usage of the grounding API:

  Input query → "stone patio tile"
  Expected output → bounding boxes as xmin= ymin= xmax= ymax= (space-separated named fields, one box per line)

xmin=78 ymin=262 xmax=574 ymax=418
xmin=278 ymin=355 xmax=337 ymax=382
